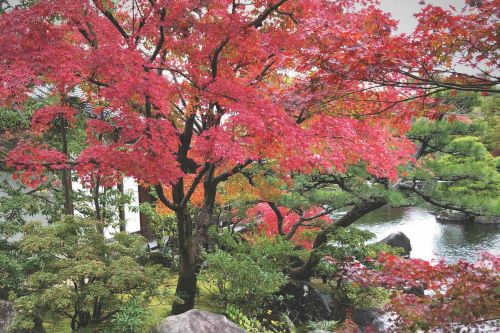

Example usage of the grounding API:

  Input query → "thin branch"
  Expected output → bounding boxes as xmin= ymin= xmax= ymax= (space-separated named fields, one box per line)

xmin=397 ymin=183 xmax=474 ymax=214
xmin=249 ymin=0 xmax=289 ymax=28
xmin=211 ymin=37 xmax=230 ymax=79
xmin=180 ymin=163 xmax=210 ymax=207
xmin=92 ymin=0 xmax=129 ymax=40
xmin=149 ymin=8 xmax=166 ymax=62
xmin=213 ymin=159 xmax=253 ymax=184
xmin=155 ymin=184 xmax=178 ymax=211
xmin=266 ymin=201 xmax=285 ymax=236
xmin=285 ymin=207 xmax=334 ymax=240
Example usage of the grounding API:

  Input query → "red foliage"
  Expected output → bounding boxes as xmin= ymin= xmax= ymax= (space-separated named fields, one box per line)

xmin=31 ymin=105 xmax=77 ymax=134
xmin=345 ymin=253 xmax=500 ymax=332
xmin=0 ymin=0 xmax=496 ymax=194
xmin=246 ymin=202 xmax=332 ymax=248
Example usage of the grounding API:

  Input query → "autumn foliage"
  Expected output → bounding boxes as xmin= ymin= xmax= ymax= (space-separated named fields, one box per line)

xmin=1 ymin=0 xmax=498 ymax=317
xmin=343 ymin=253 xmax=500 ymax=332
xmin=1 ymin=0 xmax=496 ymax=189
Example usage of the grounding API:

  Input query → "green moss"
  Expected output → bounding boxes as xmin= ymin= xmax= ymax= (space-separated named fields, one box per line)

xmin=44 ymin=273 xmax=225 ymax=333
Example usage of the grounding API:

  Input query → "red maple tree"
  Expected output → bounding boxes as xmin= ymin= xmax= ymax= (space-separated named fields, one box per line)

xmin=1 ymin=0 xmax=497 ymax=313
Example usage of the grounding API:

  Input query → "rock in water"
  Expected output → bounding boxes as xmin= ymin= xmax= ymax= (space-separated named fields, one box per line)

xmin=435 ymin=211 xmax=473 ymax=223
xmin=150 ymin=309 xmax=245 ymax=333
xmin=379 ymin=232 xmax=412 ymax=257
xmin=474 ymin=216 xmax=500 ymax=225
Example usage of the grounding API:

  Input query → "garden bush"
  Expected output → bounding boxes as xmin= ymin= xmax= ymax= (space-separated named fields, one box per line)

xmin=10 ymin=216 xmax=167 ymax=332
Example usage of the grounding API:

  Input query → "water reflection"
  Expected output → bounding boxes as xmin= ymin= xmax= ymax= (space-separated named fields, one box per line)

xmin=350 ymin=206 xmax=500 ymax=262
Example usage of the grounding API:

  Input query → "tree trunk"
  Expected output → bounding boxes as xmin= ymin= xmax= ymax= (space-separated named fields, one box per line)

xmin=60 ymin=116 xmax=74 ymax=215
xmin=117 ymin=180 xmax=126 ymax=232
xmin=138 ymin=185 xmax=156 ymax=241
xmin=32 ymin=315 xmax=46 ymax=333
xmin=194 ymin=171 xmax=217 ymax=256
xmin=171 ymin=208 xmax=197 ymax=314
xmin=288 ymin=199 xmax=387 ymax=280
xmin=170 ymin=115 xmax=200 ymax=314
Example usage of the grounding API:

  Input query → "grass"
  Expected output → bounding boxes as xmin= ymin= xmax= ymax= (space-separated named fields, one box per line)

xmin=44 ymin=273 xmax=223 ymax=333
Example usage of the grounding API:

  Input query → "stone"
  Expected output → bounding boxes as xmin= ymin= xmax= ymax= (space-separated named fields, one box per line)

xmin=149 ymin=309 xmax=245 ymax=333
xmin=435 ymin=211 xmax=473 ymax=223
xmin=0 ymin=300 xmax=15 ymax=333
xmin=352 ymin=307 xmax=385 ymax=332
xmin=379 ymin=232 xmax=412 ymax=257
xmin=267 ymin=281 xmax=334 ymax=324
xmin=474 ymin=216 xmax=500 ymax=225
xmin=403 ymin=284 xmax=426 ymax=296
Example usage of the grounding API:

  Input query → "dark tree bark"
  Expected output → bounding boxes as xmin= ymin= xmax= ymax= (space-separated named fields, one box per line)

xmin=194 ymin=166 xmax=217 ymax=256
xmin=117 ymin=180 xmax=126 ymax=232
xmin=32 ymin=315 xmax=46 ymax=333
xmin=60 ymin=116 xmax=74 ymax=215
xmin=170 ymin=115 xmax=198 ymax=315
xmin=171 ymin=207 xmax=197 ymax=314
xmin=138 ymin=185 xmax=156 ymax=241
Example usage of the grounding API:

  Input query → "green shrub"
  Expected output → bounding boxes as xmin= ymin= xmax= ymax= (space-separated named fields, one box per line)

xmin=11 ymin=216 xmax=167 ymax=332
xmin=212 ymin=231 xmax=300 ymax=273
xmin=110 ymin=300 xmax=147 ymax=333
xmin=200 ymin=248 xmax=287 ymax=313
xmin=315 ymin=227 xmax=394 ymax=319
xmin=307 ymin=319 xmax=339 ymax=331
xmin=225 ymin=304 xmax=286 ymax=333
xmin=0 ymin=250 xmax=24 ymax=298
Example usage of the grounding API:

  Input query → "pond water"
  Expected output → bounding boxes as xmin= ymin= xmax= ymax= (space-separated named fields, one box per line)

xmin=347 ymin=206 xmax=500 ymax=263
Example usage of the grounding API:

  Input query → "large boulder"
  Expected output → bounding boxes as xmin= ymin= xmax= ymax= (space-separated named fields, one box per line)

xmin=379 ymin=232 xmax=412 ymax=257
xmin=0 ymin=301 xmax=45 ymax=333
xmin=0 ymin=300 xmax=15 ymax=333
xmin=352 ymin=307 xmax=385 ymax=332
xmin=150 ymin=309 xmax=245 ymax=333
xmin=267 ymin=281 xmax=334 ymax=324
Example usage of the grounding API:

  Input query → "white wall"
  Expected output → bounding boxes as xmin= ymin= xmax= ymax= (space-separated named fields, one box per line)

xmin=72 ymin=177 xmax=141 ymax=239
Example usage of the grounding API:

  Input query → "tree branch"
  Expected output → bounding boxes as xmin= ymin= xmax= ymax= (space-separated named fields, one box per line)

xmin=92 ymin=0 xmax=129 ymax=40
xmin=213 ymin=159 xmax=253 ymax=184
xmin=249 ymin=0 xmax=289 ymax=28
xmin=180 ymin=163 xmax=210 ymax=207
xmin=155 ymin=184 xmax=178 ymax=211
xmin=266 ymin=201 xmax=285 ymax=236
xmin=211 ymin=37 xmax=230 ymax=79
xmin=149 ymin=8 xmax=166 ymax=62
xmin=397 ymin=183 xmax=474 ymax=214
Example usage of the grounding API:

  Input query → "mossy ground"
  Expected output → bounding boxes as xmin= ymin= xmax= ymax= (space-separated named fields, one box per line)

xmin=44 ymin=274 xmax=223 ymax=333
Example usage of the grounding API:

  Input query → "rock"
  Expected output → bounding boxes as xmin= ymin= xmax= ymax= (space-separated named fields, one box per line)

xmin=267 ymin=281 xmax=334 ymax=324
xmin=352 ymin=307 xmax=384 ymax=332
xmin=149 ymin=309 xmax=245 ymax=333
xmin=474 ymin=216 xmax=500 ymax=225
xmin=0 ymin=300 xmax=15 ymax=333
xmin=455 ymin=319 xmax=500 ymax=332
xmin=379 ymin=232 xmax=412 ymax=257
xmin=403 ymin=284 xmax=426 ymax=296
xmin=435 ymin=210 xmax=473 ymax=223
xmin=0 ymin=301 xmax=45 ymax=333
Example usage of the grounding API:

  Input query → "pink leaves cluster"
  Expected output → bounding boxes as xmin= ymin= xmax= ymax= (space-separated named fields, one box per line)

xmin=345 ymin=253 xmax=500 ymax=331
xmin=7 ymin=143 xmax=69 ymax=187
xmin=31 ymin=105 xmax=77 ymax=134
xmin=246 ymin=202 xmax=332 ymax=248
xmin=0 ymin=0 xmax=496 ymax=192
